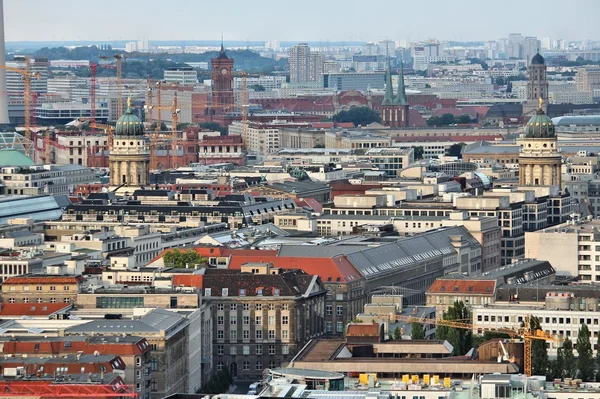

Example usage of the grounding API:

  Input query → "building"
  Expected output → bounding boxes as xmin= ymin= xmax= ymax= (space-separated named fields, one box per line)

xmin=198 ymin=135 xmax=246 ymax=166
xmin=358 ymin=147 xmax=414 ymax=177
xmin=6 ymin=57 xmax=48 ymax=96
xmin=0 ymin=195 xmax=69 ymax=225
xmin=576 ymin=67 xmax=600 ymax=92
xmin=323 ymin=72 xmax=385 ymax=91
xmin=0 ymin=275 xmax=82 ymax=303
xmin=518 ymin=101 xmax=561 ymax=187
xmin=200 ymin=265 xmax=326 ymax=379
xmin=381 ymin=61 xmax=409 ymax=128
xmin=108 ymin=102 xmax=150 ymax=186
xmin=522 ymin=53 xmax=548 ymax=117
xmin=0 ymin=164 xmax=97 ymax=196
xmin=324 ymin=130 xmax=391 ymax=150
xmin=211 ymin=44 xmax=235 ymax=114
xmin=164 ymin=67 xmax=198 ymax=85
xmin=289 ymin=43 xmax=323 ymax=84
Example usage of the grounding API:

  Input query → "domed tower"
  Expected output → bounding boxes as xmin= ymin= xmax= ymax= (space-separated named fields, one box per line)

xmin=109 ymin=100 xmax=150 ymax=186
xmin=523 ymin=52 xmax=549 ymax=116
xmin=518 ymin=99 xmax=560 ymax=187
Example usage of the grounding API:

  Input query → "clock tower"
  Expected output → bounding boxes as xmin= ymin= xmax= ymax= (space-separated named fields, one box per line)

xmin=211 ymin=43 xmax=235 ymax=114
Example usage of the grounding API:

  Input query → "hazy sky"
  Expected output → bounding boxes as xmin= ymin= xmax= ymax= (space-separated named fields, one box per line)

xmin=4 ymin=0 xmax=599 ymax=43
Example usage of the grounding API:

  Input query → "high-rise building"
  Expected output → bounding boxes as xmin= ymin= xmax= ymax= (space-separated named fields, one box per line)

xmin=6 ymin=57 xmax=48 ymax=96
xmin=381 ymin=61 xmax=409 ymax=128
xmin=378 ymin=40 xmax=396 ymax=56
xmin=522 ymin=37 xmax=541 ymax=66
xmin=109 ymin=101 xmax=150 ymax=186
xmin=0 ymin=0 xmax=9 ymax=124
xmin=541 ymin=37 xmax=552 ymax=50
xmin=523 ymin=52 xmax=548 ymax=116
xmin=289 ymin=43 xmax=323 ymax=84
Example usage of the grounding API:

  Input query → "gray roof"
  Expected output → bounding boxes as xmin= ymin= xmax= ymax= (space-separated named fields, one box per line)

xmin=277 ymin=244 xmax=367 ymax=258
xmin=65 ymin=308 xmax=188 ymax=338
xmin=553 ymin=115 xmax=600 ymax=126
xmin=462 ymin=145 xmax=520 ymax=155
xmin=347 ymin=226 xmax=478 ymax=279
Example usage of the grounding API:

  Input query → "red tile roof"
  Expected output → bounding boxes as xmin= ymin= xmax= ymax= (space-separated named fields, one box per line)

xmin=294 ymin=197 xmax=323 ymax=213
xmin=426 ymin=279 xmax=496 ymax=295
xmin=346 ymin=323 xmax=380 ymax=337
xmin=2 ymin=276 xmax=83 ymax=285
xmin=0 ymin=303 xmax=72 ymax=316
xmin=173 ymin=274 xmax=204 ymax=288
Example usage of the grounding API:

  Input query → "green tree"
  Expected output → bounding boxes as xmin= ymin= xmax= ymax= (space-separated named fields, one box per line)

xmin=411 ymin=322 xmax=425 ymax=340
xmin=313 ymin=144 xmax=325 ymax=148
xmin=150 ymin=121 xmax=168 ymax=131
xmin=563 ymin=338 xmax=576 ymax=379
xmin=332 ymin=106 xmax=381 ymax=126
xmin=426 ymin=116 xmax=441 ymax=126
xmin=198 ymin=122 xmax=228 ymax=135
xmin=440 ymin=113 xmax=456 ymax=126
xmin=530 ymin=316 xmax=549 ymax=376
xmin=436 ymin=301 xmax=472 ymax=355
xmin=446 ymin=143 xmax=466 ymax=158
xmin=412 ymin=146 xmax=424 ymax=160
xmin=456 ymin=114 xmax=471 ymax=124
xmin=163 ymin=249 xmax=207 ymax=268
xmin=496 ymin=77 xmax=506 ymax=86
xmin=577 ymin=323 xmax=594 ymax=381
xmin=394 ymin=327 xmax=402 ymax=340
xmin=249 ymin=84 xmax=265 ymax=91
xmin=550 ymin=345 xmax=564 ymax=380
xmin=425 ymin=83 xmax=432 ymax=88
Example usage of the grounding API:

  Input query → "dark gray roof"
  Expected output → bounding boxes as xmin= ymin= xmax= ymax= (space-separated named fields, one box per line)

xmin=485 ymin=104 xmax=523 ymax=118
xmin=547 ymin=104 xmax=600 ymax=118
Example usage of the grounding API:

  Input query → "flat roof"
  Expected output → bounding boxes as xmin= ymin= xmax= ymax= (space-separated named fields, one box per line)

xmin=269 ymin=368 xmax=344 ymax=380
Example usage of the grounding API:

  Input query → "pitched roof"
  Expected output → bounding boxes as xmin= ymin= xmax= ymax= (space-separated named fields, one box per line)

xmin=426 ymin=279 xmax=496 ymax=295
xmin=202 ymin=269 xmax=318 ymax=297
xmin=0 ymin=303 xmax=72 ymax=317
xmin=346 ymin=323 xmax=380 ymax=337
xmin=2 ymin=275 xmax=84 ymax=285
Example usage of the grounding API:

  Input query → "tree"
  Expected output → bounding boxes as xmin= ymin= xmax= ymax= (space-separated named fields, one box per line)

xmin=436 ymin=301 xmax=472 ymax=355
xmin=563 ymin=338 xmax=576 ymax=379
xmin=577 ymin=323 xmax=594 ymax=381
xmin=163 ymin=249 xmax=207 ymax=268
xmin=446 ymin=143 xmax=466 ymax=158
xmin=496 ymin=77 xmax=505 ymax=86
xmin=249 ymin=84 xmax=265 ymax=92
xmin=440 ymin=113 xmax=456 ymax=126
xmin=198 ymin=122 xmax=228 ymax=135
xmin=332 ymin=106 xmax=381 ymax=126
xmin=150 ymin=121 xmax=168 ymax=131
xmin=394 ymin=327 xmax=402 ymax=340
xmin=411 ymin=322 xmax=425 ymax=340
xmin=530 ymin=316 xmax=549 ymax=376
xmin=425 ymin=83 xmax=432 ymax=88
xmin=457 ymin=114 xmax=471 ymax=124
xmin=549 ymin=345 xmax=564 ymax=380
xmin=596 ymin=332 xmax=600 ymax=381
xmin=412 ymin=146 xmax=424 ymax=160
xmin=426 ymin=116 xmax=441 ymax=126
xmin=313 ymin=144 xmax=325 ymax=148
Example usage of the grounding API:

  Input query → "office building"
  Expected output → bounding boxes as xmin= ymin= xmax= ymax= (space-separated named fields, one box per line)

xmin=576 ymin=67 xmax=600 ymax=92
xmin=323 ymin=72 xmax=385 ymax=91
xmin=164 ymin=67 xmax=198 ymax=85
xmin=6 ymin=57 xmax=48 ymax=96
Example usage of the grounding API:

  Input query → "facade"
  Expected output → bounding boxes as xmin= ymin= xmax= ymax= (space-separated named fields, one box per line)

xmin=203 ymin=265 xmax=326 ymax=380
xmin=522 ymin=53 xmax=548 ymax=116
xmin=358 ymin=147 xmax=414 ymax=177
xmin=324 ymin=130 xmax=391 ymax=150
xmin=0 ymin=275 xmax=82 ymax=303
xmin=108 ymin=104 xmax=150 ymax=186
xmin=289 ymin=43 xmax=323 ymax=84
xmin=576 ymin=66 xmax=600 ymax=92
xmin=211 ymin=45 xmax=235 ymax=113
xmin=381 ymin=62 xmax=409 ymax=128
xmin=6 ymin=57 xmax=48 ymax=96
xmin=323 ymin=72 xmax=385 ymax=91
xmin=164 ymin=67 xmax=198 ymax=85
xmin=0 ymin=164 xmax=97 ymax=196
xmin=54 ymin=134 xmax=109 ymax=167
xmin=198 ymin=135 xmax=246 ymax=166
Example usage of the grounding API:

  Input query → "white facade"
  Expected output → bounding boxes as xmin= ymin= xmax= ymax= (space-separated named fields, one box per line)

xmin=6 ymin=58 xmax=48 ymax=95
xmin=164 ymin=68 xmax=198 ymax=85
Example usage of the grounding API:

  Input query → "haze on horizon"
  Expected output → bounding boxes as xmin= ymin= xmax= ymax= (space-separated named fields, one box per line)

xmin=4 ymin=0 xmax=599 ymax=43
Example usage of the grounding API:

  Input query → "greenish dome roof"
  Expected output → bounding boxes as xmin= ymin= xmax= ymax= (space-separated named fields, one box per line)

xmin=531 ymin=52 xmax=545 ymax=65
xmin=0 ymin=149 xmax=35 ymax=167
xmin=115 ymin=107 xmax=144 ymax=136
xmin=525 ymin=108 xmax=555 ymax=138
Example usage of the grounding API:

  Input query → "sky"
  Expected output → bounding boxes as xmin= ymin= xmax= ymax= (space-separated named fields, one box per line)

xmin=3 ymin=0 xmax=599 ymax=43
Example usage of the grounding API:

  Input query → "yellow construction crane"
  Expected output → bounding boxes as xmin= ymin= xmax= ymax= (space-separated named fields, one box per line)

xmin=0 ymin=57 xmax=41 ymax=158
xmin=399 ymin=313 xmax=558 ymax=377
xmin=143 ymin=95 xmax=180 ymax=170
xmin=99 ymin=54 xmax=125 ymax=119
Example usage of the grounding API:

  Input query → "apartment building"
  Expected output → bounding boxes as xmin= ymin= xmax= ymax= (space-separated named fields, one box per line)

xmin=0 ymin=165 xmax=97 ymax=196
xmin=0 ymin=275 xmax=83 ymax=304
xmin=576 ymin=67 xmax=600 ymax=92
xmin=202 ymin=265 xmax=326 ymax=380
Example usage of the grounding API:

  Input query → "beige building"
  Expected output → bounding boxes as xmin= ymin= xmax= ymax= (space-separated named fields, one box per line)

xmin=324 ymin=130 xmax=391 ymax=150
xmin=0 ymin=165 xmax=97 ymax=196
xmin=55 ymin=134 xmax=109 ymax=167
xmin=576 ymin=66 xmax=600 ymax=92
xmin=76 ymin=287 xmax=200 ymax=310
xmin=0 ymin=275 xmax=82 ymax=304
xmin=279 ymin=128 xmax=325 ymax=149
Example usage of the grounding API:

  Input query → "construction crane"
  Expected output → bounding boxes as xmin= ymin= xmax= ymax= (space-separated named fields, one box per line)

xmin=143 ymin=95 xmax=181 ymax=170
xmin=90 ymin=63 xmax=97 ymax=129
xmin=399 ymin=313 xmax=559 ymax=377
xmin=241 ymin=72 xmax=248 ymax=145
xmin=0 ymin=57 xmax=41 ymax=158
xmin=99 ymin=54 xmax=125 ymax=118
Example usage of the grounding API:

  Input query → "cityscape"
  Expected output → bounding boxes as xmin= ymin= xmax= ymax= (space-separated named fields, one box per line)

xmin=1 ymin=1 xmax=600 ymax=399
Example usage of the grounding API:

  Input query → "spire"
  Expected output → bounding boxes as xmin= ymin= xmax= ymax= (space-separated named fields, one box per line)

xmin=382 ymin=60 xmax=394 ymax=106
xmin=395 ymin=59 xmax=408 ymax=106
xmin=220 ymin=34 xmax=224 ymax=52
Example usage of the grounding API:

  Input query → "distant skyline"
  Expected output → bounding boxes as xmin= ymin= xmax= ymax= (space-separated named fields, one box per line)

xmin=4 ymin=0 xmax=599 ymax=43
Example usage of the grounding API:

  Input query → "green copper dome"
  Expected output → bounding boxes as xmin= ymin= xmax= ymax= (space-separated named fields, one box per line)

xmin=115 ymin=107 xmax=144 ymax=136
xmin=525 ymin=108 xmax=555 ymax=138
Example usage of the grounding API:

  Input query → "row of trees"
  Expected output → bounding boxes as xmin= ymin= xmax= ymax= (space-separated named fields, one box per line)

xmin=162 ymin=249 xmax=207 ymax=268
xmin=426 ymin=113 xmax=472 ymax=127
xmin=331 ymin=106 xmax=381 ymax=127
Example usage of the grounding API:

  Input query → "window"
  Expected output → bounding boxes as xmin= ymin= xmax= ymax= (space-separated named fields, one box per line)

xmin=243 ymin=361 xmax=250 ymax=370
xmin=243 ymin=330 xmax=249 ymax=339
xmin=256 ymin=361 xmax=263 ymax=370
xmin=282 ymin=304 xmax=289 ymax=311
xmin=282 ymin=345 xmax=289 ymax=355
xmin=217 ymin=316 xmax=224 ymax=325
xmin=269 ymin=361 xmax=276 ymax=369
xmin=217 ymin=303 xmax=224 ymax=311
xmin=326 ymin=322 xmax=332 ymax=332
xmin=217 ymin=330 xmax=224 ymax=340
xmin=255 ymin=316 xmax=262 ymax=325
xmin=243 ymin=304 xmax=250 ymax=311
xmin=36 ymin=286 xmax=42 ymax=291
xmin=230 ymin=303 xmax=237 ymax=311
xmin=256 ymin=330 xmax=263 ymax=339
xmin=63 ymin=286 xmax=70 ymax=291
xmin=268 ymin=304 xmax=275 ymax=311
xmin=282 ymin=316 xmax=288 ymax=325
xmin=230 ymin=346 xmax=237 ymax=355
xmin=256 ymin=346 xmax=262 ymax=355
xmin=282 ymin=330 xmax=289 ymax=339
xmin=269 ymin=345 xmax=276 ymax=355
xmin=337 ymin=306 xmax=343 ymax=316
xmin=50 ymin=286 xmax=56 ymax=291
xmin=268 ymin=316 xmax=275 ymax=325
xmin=255 ymin=304 xmax=262 ymax=311
xmin=217 ymin=361 xmax=224 ymax=371
xmin=268 ymin=330 xmax=275 ymax=339
xmin=230 ymin=315 xmax=237 ymax=325
xmin=326 ymin=305 xmax=332 ymax=315
xmin=243 ymin=345 xmax=250 ymax=355
xmin=217 ymin=345 xmax=224 ymax=355
xmin=243 ymin=316 xmax=250 ymax=325
xmin=230 ymin=330 xmax=237 ymax=340
xmin=337 ymin=322 xmax=344 ymax=333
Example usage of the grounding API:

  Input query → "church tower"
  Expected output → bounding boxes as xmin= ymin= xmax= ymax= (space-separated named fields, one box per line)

xmin=211 ymin=43 xmax=235 ymax=113
xmin=381 ymin=60 xmax=409 ymax=128
xmin=109 ymin=99 xmax=150 ymax=186
xmin=522 ymin=52 xmax=549 ymax=117
xmin=518 ymin=99 xmax=560 ymax=187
